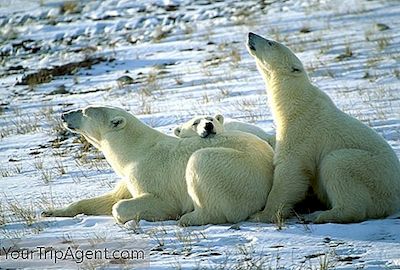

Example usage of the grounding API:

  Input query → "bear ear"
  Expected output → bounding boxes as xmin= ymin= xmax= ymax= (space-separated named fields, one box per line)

xmin=110 ymin=116 xmax=126 ymax=130
xmin=83 ymin=107 xmax=97 ymax=117
xmin=214 ymin=114 xmax=224 ymax=124
xmin=174 ymin=126 xmax=181 ymax=136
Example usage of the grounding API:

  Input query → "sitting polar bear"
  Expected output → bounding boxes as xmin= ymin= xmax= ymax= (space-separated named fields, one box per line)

xmin=174 ymin=114 xmax=276 ymax=148
xmin=42 ymin=105 xmax=274 ymax=226
xmin=247 ymin=32 xmax=400 ymax=223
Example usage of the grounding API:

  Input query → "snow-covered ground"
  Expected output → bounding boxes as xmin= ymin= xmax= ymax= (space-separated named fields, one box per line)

xmin=1 ymin=0 xmax=400 ymax=269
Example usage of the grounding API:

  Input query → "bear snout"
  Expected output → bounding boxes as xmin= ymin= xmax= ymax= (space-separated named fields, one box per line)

xmin=247 ymin=32 xmax=258 ymax=51
xmin=61 ymin=111 xmax=74 ymax=123
xmin=248 ymin=32 xmax=275 ymax=51
xmin=61 ymin=110 xmax=78 ymax=121
xmin=61 ymin=110 xmax=82 ymax=130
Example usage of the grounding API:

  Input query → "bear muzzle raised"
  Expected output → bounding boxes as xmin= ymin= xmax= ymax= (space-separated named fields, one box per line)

xmin=61 ymin=110 xmax=82 ymax=131
xmin=247 ymin=32 xmax=275 ymax=53
xmin=247 ymin=32 xmax=258 ymax=51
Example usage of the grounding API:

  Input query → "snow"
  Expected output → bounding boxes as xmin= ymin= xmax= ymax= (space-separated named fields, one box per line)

xmin=1 ymin=0 xmax=400 ymax=269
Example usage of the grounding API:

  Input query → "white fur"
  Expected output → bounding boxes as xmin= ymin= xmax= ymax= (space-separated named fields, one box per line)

xmin=223 ymin=119 xmax=275 ymax=148
xmin=175 ymin=114 xmax=276 ymax=148
xmin=43 ymin=105 xmax=274 ymax=226
xmin=247 ymin=32 xmax=400 ymax=223
xmin=174 ymin=114 xmax=225 ymax=138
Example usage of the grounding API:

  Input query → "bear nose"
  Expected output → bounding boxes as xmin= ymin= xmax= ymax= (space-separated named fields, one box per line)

xmin=248 ymin=32 xmax=273 ymax=48
xmin=248 ymin=32 xmax=260 ymax=51
xmin=205 ymin=122 xmax=213 ymax=131
xmin=248 ymin=32 xmax=258 ymax=39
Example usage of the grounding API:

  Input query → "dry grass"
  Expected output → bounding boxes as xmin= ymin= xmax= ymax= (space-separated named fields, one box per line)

xmin=0 ymin=113 xmax=40 ymax=138
xmin=0 ymin=202 xmax=6 ymax=225
xmin=376 ymin=35 xmax=391 ymax=50
xmin=274 ymin=204 xmax=285 ymax=231
xmin=232 ymin=8 xmax=254 ymax=25
xmin=0 ymin=165 xmax=23 ymax=177
xmin=5 ymin=197 xmax=38 ymax=226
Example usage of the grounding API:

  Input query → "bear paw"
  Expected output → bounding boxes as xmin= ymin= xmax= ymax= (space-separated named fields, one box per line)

xmin=302 ymin=211 xmax=324 ymax=223
xmin=112 ymin=201 xmax=137 ymax=224
xmin=41 ymin=210 xmax=54 ymax=217
xmin=178 ymin=211 xmax=209 ymax=226
xmin=41 ymin=208 xmax=75 ymax=217
xmin=178 ymin=213 xmax=196 ymax=227
xmin=248 ymin=211 xmax=271 ymax=223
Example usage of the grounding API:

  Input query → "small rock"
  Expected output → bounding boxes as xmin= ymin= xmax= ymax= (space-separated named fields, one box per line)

xmin=323 ymin=237 xmax=331 ymax=243
xmin=376 ymin=23 xmax=390 ymax=31
xmin=163 ymin=0 xmax=179 ymax=11
xmin=151 ymin=246 xmax=164 ymax=252
xmin=50 ymin=85 xmax=69 ymax=95
xmin=299 ymin=26 xmax=312 ymax=33
xmin=8 ymin=65 xmax=24 ymax=71
xmin=270 ymin=244 xmax=284 ymax=248
xmin=229 ymin=224 xmax=241 ymax=230
xmin=335 ymin=49 xmax=353 ymax=61
xmin=117 ymin=75 xmax=134 ymax=86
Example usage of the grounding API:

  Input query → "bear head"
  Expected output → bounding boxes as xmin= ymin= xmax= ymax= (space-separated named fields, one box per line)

xmin=174 ymin=114 xmax=224 ymax=138
xmin=246 ymin=32 xmax=306 ymax=79
xmin=61 ymin=105 xmax=128 ymax=149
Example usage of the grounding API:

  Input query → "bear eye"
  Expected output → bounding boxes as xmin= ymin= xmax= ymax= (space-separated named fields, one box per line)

xmin=193 ymin=120 xmax=200 ymax=126
xmin=291 ymin=67 xmax=302 ymax=73
xmin=267 ymin=41 xmax=273 ymax=46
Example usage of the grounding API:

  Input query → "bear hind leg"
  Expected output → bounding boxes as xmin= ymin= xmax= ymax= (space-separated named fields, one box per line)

xmin=312 ymin=149 xmax=376 ymax=223
xmin=184 ymin=147 xmax=262 ymax=225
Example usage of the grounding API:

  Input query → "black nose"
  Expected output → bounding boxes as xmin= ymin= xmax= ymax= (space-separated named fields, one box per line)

xmin=205 ymin=122 xmax=213 ymax=131
xmin=248 ymin=32 xmax=257 ymax=39
xmin=248 ymin=32 xmax=258 ymax=51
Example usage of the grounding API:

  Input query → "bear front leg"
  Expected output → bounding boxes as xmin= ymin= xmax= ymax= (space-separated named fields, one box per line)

xmin=112 ymin=193 xmax=180 ymax=224
xmin=250 ymin=159 xmax=310 ymax=223
xmin=178 ymin=209 xmax=223 ymax=226
xmin=42 ymin=193 xmax=118 ymax=217
xmin=42 ymin=181 xmax=131 ymax=217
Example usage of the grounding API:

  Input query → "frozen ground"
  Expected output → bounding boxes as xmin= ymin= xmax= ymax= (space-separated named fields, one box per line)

xmin=1 ymin=0 xmax=400 ymax=269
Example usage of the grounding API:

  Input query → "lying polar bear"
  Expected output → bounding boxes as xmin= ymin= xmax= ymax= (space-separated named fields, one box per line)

xmin=174 ymin=114 xmax=276 ymax=148
xmin=247 ymin=32 xmax=400 ymax=223
xmin=42 ymin=105 xmax=274 ymax=226
xmin=174 ymin=115 xmax=225 ymax=138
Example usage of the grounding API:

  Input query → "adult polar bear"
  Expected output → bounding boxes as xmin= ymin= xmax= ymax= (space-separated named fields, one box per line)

xmin=247 ymin=32 xmax=400 ymax=223
xmin=42 ymin=105 xmax=274 ymax=226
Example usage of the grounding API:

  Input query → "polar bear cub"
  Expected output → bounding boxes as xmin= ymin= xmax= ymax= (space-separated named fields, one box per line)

xmin=174 ymin=115 xmax=225 ymax=138
xmin=247 ymin=32 xmax=400 ymax=223
xmin=42 ymin=105 xmax=274 ymax=226
xmin=174 ymin=114 xmax=276 ymax=148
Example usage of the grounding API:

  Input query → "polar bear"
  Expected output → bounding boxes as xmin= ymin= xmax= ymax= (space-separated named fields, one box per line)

xmin=174 ymin=114 xmax=276 ymax=148
xmin=174 ymin=115 xmax=225 ymax=138
xmin=247 ymin=32 xmax=400 ymax=223
xmin=42 ymin=105 xmax=274 ymax=226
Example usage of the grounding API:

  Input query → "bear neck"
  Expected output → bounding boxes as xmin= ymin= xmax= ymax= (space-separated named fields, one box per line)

xmin=264 ymin=71 xmax=317 ymax=127
xmin=100 ymin=118 xmax=167 ymax=176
